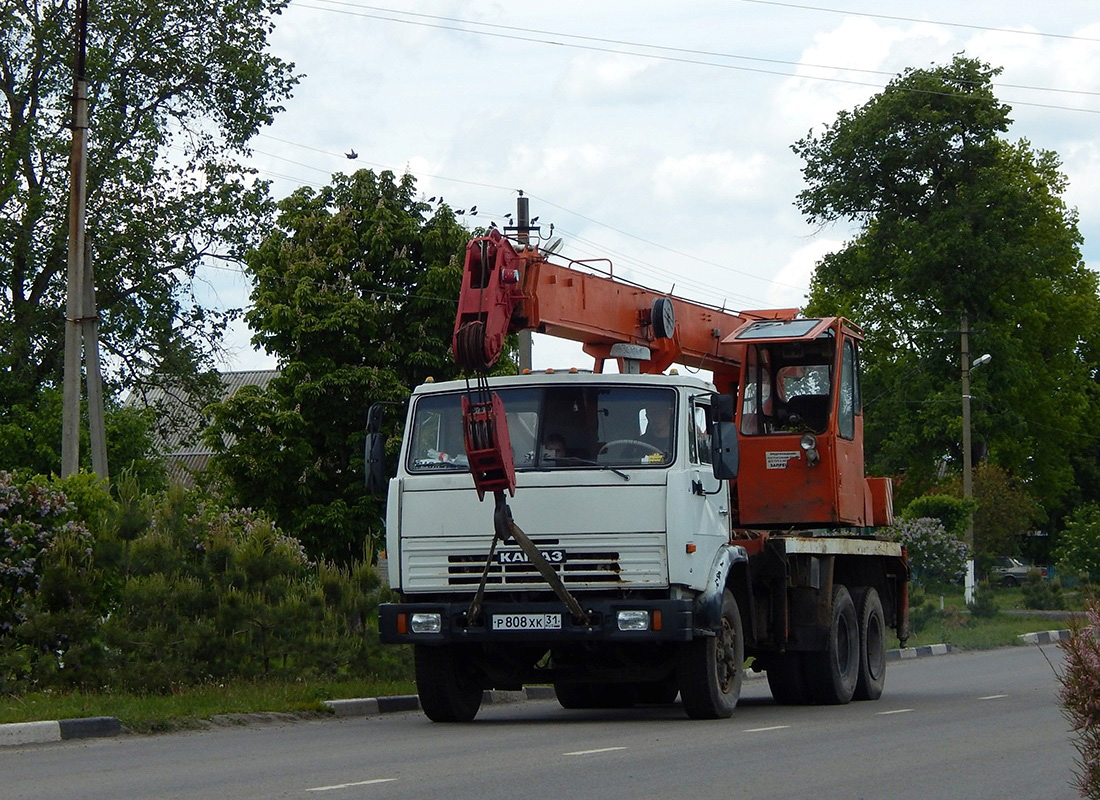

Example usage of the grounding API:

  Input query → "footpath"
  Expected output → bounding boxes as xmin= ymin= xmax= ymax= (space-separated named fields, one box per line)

xmin=0 ymin=628 xmax=1074 ymax=748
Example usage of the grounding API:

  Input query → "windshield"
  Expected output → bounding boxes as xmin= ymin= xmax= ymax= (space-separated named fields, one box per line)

xmin=407 ymin=385 xmax=677 ymax=473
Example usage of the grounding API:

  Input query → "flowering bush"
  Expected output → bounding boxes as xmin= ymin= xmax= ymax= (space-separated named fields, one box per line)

xmin=1060 ymin=601 xmax=1100 ymax=799
xmin=886 ymin=516 xmax=969 ymax=585
xmin=0 ymin=472 xmax=91 ymax=636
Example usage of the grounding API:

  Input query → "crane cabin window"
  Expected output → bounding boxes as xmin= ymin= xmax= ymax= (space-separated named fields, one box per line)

xmin=740 ymin=335 xmax=835 ymax=435
xmin=406 ymin=385 xmax=677 ymax=473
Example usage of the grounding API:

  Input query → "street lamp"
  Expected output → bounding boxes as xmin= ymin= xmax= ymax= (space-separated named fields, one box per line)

xmin=962 ymin=333 xmax=992 ymax=605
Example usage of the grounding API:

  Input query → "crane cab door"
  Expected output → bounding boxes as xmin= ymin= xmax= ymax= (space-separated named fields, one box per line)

xmin=724 ymin=318 xmax=867 ymax=528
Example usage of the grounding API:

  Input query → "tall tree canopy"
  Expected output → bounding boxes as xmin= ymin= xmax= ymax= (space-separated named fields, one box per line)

xmin=205 ymin=170 xmax=478 ymax=561
xmin=793 ymin=55 xmax=1100 ymax=528
xmin=0 ymin=0 xmax=297 ymax=468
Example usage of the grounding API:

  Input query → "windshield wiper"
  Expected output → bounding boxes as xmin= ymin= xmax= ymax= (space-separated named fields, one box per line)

xmin=545 ymin=456 xmax=630 ymax=481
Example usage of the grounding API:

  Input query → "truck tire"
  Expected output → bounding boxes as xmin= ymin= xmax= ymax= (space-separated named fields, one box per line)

xmin=852 ymin=586 xmax=886 ymax=701
xmin=678 ymin=589 xmax=743 ymax=719
xmin=415 ymin=644 xmax=483 ymax=722
xmin=766 ymin=653 xmax=811 ymax=705
xmin=805 ymin=584 xmax=859 ymax=704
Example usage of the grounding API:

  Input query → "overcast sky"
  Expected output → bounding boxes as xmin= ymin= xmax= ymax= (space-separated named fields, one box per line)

xmin=207 ymin=0 xmax=1100 ymax=372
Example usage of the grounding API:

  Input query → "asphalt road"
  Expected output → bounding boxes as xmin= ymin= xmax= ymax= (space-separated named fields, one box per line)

xmin=2 ymin=645 xmax=1076 ymax=800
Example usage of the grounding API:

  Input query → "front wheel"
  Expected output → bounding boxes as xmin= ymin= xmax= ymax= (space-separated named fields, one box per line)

xmin=415 ymin=645 xmax=484 ymax=722
xmin=678 ymin=589 xmax=743 ymax=719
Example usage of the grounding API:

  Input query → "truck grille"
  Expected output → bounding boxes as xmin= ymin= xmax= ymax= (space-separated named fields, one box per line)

xmin=447 ymin=550 xmax=622 ymax=586
xmin=400 ymin=534 xmax=667 ymax=591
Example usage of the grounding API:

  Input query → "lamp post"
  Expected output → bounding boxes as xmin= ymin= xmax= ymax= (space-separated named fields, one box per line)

xmin=961 ymin=310 xmax=991 ymax=604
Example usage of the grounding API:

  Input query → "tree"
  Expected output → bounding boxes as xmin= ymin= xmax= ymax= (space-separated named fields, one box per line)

xmin=941 ymin=462 xmax=1039 ymax=559
xmin=1056 ymin=503 xmax=1100 ymax=580
xmin=793 ymin=56 xmax=1100 ymax=519
xmin=205 ymin=170 xmax=480 ymax=561
xmin=0 ymin=0 xmax=298 ymax=466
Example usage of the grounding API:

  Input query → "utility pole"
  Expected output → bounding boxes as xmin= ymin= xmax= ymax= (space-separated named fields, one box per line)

xmin=515 ymin=192 xmax=533 ymax=372
xmin=62 ymin=0 xmax=107 ymax=479
xmin=960 ymin=312 xmax=992 ymax=605
xmin=961 ymin=312 xmax=975 ymax=604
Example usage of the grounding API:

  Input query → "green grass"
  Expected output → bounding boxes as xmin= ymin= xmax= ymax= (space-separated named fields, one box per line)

xmin=0 ymin=678 xmax=415 ymax=733
xmin=903 ymin=582 xmax=1084 ymax=649
xmin=904 ymin=612 xmax=1075 ymax=649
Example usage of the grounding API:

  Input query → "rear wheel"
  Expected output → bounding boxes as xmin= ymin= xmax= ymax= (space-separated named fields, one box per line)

xmin=678 ymin=589 xmax=743 ymax=719
xmin=415 ymin=645 xmax=484 ymax=722
xmin=805 ymin=584 xmax=859 ymax=705
xmin=852 ymin=586 xmax=887 ymax=701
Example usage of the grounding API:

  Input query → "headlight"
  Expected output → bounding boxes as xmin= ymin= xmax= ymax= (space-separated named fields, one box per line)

xmin=616 ymin=610 xmax=650 ymax=631
xmin=799 ymin=433 xmax=820 ymax=466
xmin=411 ymin=612 xmax=442 ymax=634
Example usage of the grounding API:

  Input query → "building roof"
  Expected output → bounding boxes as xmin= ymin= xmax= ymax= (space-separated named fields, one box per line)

xmin=127 ymin=369 xmax=279 ymax=484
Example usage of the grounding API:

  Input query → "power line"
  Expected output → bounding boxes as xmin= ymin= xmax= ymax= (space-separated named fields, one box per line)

xmin=735 ymin=0 xmax=1100 ymax=44
xmin=288 ymin=0 xmax=1100 ymax=111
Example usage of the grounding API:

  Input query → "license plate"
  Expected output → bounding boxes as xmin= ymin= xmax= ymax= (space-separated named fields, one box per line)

xmin=491 ymin=613 xmax=562 ymax=631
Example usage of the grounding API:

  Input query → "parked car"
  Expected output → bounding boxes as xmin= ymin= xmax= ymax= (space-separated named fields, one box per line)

xmin=989 ymin=556 xmax=1048 ymax=586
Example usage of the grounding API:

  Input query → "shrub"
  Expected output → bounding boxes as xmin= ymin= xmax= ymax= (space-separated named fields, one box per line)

xmin=2 ymin=478 xmax=399 ymax=694
xmin=1060 ymin=600 xmax=1100 ymax=799
xmin=968 ymin=583 xmax=999 ymax=618
xmin=1021 ymin=572 xmax=1065 ymax=611
xmin=903 ymin=494 xmax=977 ymax=539
xmin=0 ymin=473 xmax=92 ymax=636
xmin=887 ymin=517 xmax=970 ymax=585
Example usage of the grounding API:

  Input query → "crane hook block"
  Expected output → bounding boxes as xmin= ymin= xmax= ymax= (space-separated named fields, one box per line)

xmin=453 ymin=229 xmax=525 ymax=372
xmin=461 ymin=392 xmax=516 ymax=500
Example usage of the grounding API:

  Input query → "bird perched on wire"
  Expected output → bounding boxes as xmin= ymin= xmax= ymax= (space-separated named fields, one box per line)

xmin=345 ymin=149 xmax=358 ymax=159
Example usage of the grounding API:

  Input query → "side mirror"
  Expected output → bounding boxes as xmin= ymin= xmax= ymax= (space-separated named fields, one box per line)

xmin=365 ymin=403 xmax=387 ymax=494
xmin=712 ymin=393 xmax=736 ymax=423
xmin=710 ymin=420 xmax=738 ymax=480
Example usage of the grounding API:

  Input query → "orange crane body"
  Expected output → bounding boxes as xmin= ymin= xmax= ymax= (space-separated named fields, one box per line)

xmin=452 ymin=229 xmax=892 ymax=530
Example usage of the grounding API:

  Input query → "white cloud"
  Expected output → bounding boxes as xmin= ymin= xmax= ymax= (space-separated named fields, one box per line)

xmin=652 ymin=152 xmax=770 ymax=202
xmin=556 ymin=53 xmax=656 ymax=102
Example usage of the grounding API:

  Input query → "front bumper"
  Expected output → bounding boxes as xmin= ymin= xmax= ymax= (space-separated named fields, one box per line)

xmin=379 ymin=598 xmax=695 ymax=644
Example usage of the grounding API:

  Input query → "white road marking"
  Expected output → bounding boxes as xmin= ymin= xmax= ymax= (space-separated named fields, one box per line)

xmin=743 ymin=725 xmax=791 ymax=733
xmin=877 ymin=708 xmax=914 ymax=715
xmin=564 ymin=746 xmax=628 ymax=756
xmin=307 ymin=778 xmax=398 ymax=792
xmin=979 ymin=694 xmax=1008 ymax=700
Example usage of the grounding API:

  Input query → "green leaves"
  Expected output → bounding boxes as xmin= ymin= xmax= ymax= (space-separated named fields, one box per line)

xmin=0 ymin=0 xmax=297 ymax=412
xmin=208 ymin=169 xmax=475 ymax=561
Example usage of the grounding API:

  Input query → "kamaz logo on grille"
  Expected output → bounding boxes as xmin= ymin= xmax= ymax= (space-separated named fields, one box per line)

xmin=498 ymin=549 xmax=566 ymax=564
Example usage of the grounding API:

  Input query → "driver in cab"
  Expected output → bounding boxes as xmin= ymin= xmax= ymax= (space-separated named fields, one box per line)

xmin=639 ymin=402 xmax=674 ymax=462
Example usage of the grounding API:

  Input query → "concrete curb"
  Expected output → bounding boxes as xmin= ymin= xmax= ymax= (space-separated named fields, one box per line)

xmin=1018 ymin=629 xmax=1072 ymax=645
xmin=0 ymin=716 xmax=122 ymax=748
xmin=887 ymin=643 xmax=954 ymax=661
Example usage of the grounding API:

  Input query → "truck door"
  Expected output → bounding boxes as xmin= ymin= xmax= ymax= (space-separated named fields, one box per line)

xmin=668 ymin=396 xmax=730 ymax=566
xmin=724 ymin=317 xmax=868 ymax=527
